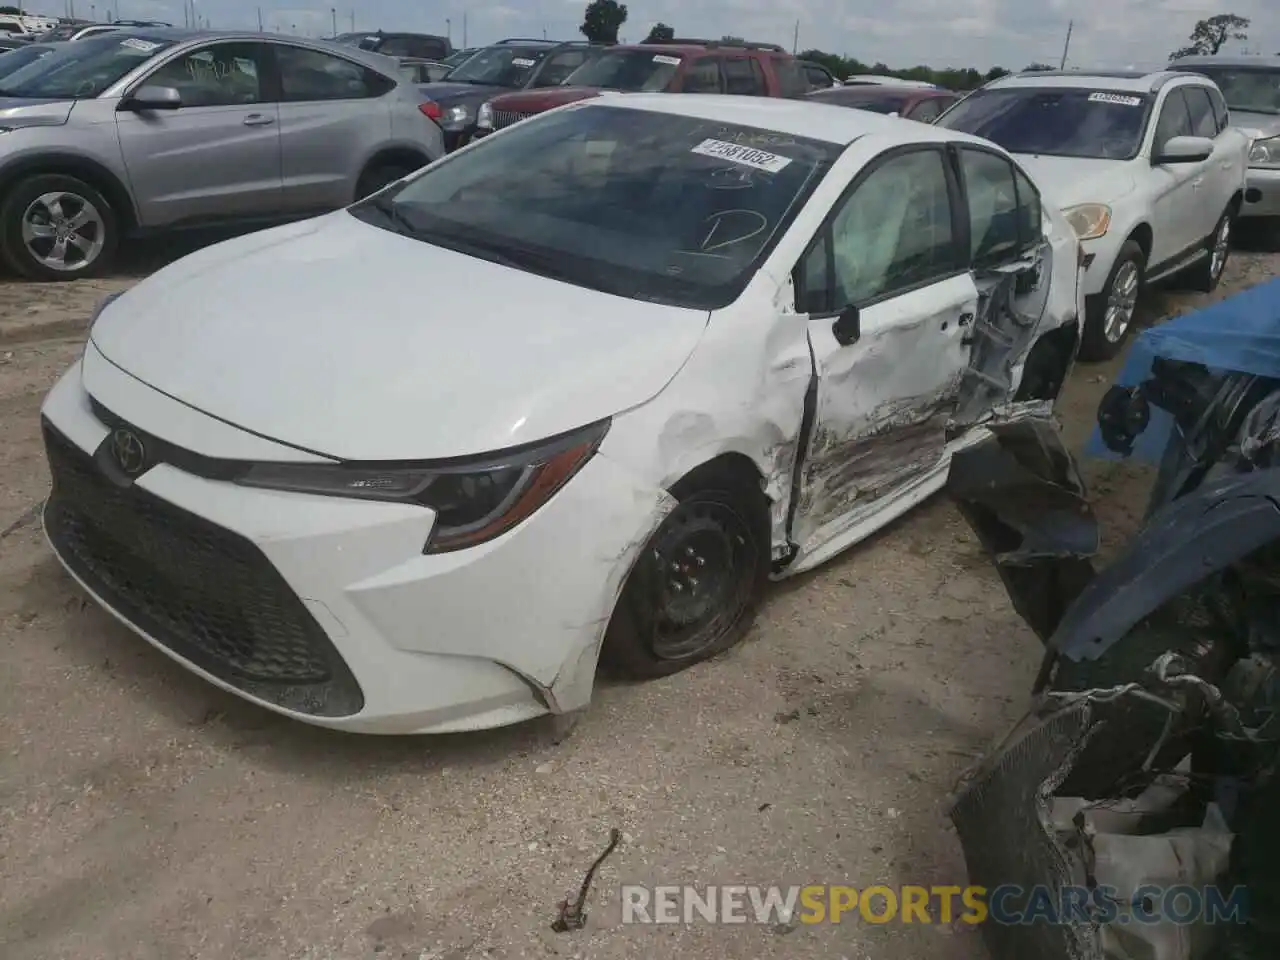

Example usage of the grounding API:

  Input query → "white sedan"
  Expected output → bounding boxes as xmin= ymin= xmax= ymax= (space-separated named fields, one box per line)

xmin=40 ymin=94 xmax=1082 ymax=734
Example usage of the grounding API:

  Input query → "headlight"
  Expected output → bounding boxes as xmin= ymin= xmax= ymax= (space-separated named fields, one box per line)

xmin=234 ymin=419 xmax=610 ymax=554
xmin=1062 ymin=203 xmax=1112 ymax=241
xmin=477 ymin=101 xmax=493 ymax=129
xmin=1250 ymin=135 xmax=1280 ymax=168
xmin=442 ymin=104 xmax=471 ymax=127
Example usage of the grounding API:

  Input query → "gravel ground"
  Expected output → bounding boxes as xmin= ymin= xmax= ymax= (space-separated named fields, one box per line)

xmin=1 ymin=238 xmax=1277 ymax=960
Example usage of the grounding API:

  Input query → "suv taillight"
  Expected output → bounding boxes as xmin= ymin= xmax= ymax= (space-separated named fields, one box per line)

xmin=419 ymin=101 xmax=442 ymax=121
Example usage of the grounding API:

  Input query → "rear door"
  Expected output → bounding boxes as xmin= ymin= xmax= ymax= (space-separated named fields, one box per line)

xmin=115 ymin=40 xmax=281 ymax=226
xmin=721 ymin=56 xmax=768 ymax=96
xmin=270 ymin=42 xmax=398 ymax=212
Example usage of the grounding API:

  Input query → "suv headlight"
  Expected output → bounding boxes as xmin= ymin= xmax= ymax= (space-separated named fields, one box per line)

xmin=1062 ymin=203 xmax=1112 ymax=241
xmin=235 ymin=419 xmax=609 ymax=554
xmin=477 ymin=101 xmax=493 ymax=129
xmin=1250 ymin=135 xmax=1280 ymax=168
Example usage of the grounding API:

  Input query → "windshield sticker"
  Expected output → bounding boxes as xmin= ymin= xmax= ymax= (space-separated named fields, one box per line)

xmin=511 ymin=57 xmax=536 ymax=67
xmin=690 ymin=138 xmax=793 ymax=173
xmin=1088 ymin=92 xmax=1142 ymax=106
xmin=652 ymin=55 xmax=682 ymax=65
xmin=119 ymin=37 xmax=161 ymax=53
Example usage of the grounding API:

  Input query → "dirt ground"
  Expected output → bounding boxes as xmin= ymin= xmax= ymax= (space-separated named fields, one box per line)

xmin=1 ymin=239 xmax=1277 ymax=960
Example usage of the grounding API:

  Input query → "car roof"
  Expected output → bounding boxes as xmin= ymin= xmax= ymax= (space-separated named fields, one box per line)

xmin=584 ymin=92 xmax=1000 ymax=147
xmin=82 ymin=29 xmax=406 ymax=73
xmin=987 ymin=69 xmax=1202 ymax=93
xmin=1170 ymin=54 xmax=1280 ymax=69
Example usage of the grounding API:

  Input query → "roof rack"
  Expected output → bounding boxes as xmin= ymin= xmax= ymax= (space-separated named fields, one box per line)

xmin=496 ymin=37 xmax=556 ymax=44
xmin=645 ymin=37 xmax=787 ymax=52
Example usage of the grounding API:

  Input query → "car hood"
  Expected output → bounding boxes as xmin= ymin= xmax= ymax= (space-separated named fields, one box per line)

xmin=1231 ymin=110 xmax=1280 ymax=138
xmin=487 ymin=86 xmax=601 ymax=112
xmin=1012 ymin=155 xmax=1137 ymax=210
xmin=0 ymin=97 xmax=72 ymax=126
xmin=418 ymin=80 xmax=506 ymax=104
xmin=89 ymin=211 xmax=710 ymax=461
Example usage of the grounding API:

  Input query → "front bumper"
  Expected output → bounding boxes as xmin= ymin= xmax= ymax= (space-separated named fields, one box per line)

xmin=40 ymin=359 xmax=671 ymax=734
xmin=1241 ymin=166 xmax=1280 ymax=219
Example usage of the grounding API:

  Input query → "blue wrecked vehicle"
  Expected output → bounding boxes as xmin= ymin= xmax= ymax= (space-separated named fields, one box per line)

xmin=945 ymin=278 xmax=1280 ymax=960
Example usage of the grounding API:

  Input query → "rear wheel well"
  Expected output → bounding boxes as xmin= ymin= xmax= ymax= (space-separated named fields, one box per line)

xmin=359 ymin=147 xmax=430 ymax=180
xmin=0 ymin=156 xmax=137 ymax=232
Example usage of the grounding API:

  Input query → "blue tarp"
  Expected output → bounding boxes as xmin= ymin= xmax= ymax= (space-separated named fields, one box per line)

xmin=1084 ymin=277 xmax=1280 ymax=464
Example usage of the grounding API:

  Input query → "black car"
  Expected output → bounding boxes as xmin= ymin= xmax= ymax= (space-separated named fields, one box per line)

xmin=333 ymin=30 xmax=452 ymax=61
xmin=418 ymin=39 xmax=606 ymax=150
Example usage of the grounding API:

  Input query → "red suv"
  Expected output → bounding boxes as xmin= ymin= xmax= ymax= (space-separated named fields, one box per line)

xmin=474 ymin=39 xmax=808 ymax=136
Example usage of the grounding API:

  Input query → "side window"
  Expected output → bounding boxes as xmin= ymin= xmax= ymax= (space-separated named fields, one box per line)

xmin=959 ymin=149 xmax=1020 ymax=266
xmin=533 ymin=50 xmax=589 ymax=88
xmin=377 ymin=37 xmax=413 ymax=57
xmin=408 ymin=38 xmax=448 ymax=60
xmin=908 ymin=99 xmax=942 ymax=122
xmin=799 ymin=149 xmax=958 ymax=308
xmin=1012 ymin=166 xmax=1043 ymax=254
xmin=774 ymin=57 xmax=810 ymax=98
xmin=681 ymin=57 xmax=722 ymax=93
xmin=1207 ymin=85 xmax=1229 ymax=132
xmin=722 ymin=57 xmax=766 ymax=96
xmin=143 ymin=43 xmax=267 ymax=107
xmin=1184 ymin=86 xmax=1217 ymax=138
xmin=1153 ymin=88 xmax=1193 ymax=152
xmin=275 ymin=45 xmax=395 ymax=101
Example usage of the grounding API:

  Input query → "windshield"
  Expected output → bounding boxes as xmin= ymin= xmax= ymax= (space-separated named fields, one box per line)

xmin=0 ymin=34 xmax=173 ymax=98
xmin=563 ymin=49 xmax=682 ymax=91
xmin=0 ymin=44 xmax=55 ymax=80
xmin=352 ymin=104 xmax=838 ymax=309
xmin=446 ymin=45 xmax=547 ymax=87
xmin=937 ymin=87 xmax=1151 ymax=160
xmin=1181 ymin=66 xmax=1280 ymax=115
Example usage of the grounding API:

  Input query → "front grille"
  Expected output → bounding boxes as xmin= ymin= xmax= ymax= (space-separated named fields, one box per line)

xmin=42 ymin=419 xmax=364 ymax=718
xmin=492 ymin=109 xmax=531 ymax=130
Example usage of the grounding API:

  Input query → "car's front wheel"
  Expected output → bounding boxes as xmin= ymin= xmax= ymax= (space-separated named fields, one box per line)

xmin=0 ymin=174 xmax=118 ymax=281
xmin=601 ymin=467 xmax=770 ymax=680
xmin=1079 ymin=239 xmax=1145 ymax=362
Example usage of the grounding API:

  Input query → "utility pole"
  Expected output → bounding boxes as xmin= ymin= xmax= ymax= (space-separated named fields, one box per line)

xmin=348 ymin=10 xmax=354 ymax=30
xmin=445 ymin=17 xmax=450 ymax=42
xmin=330 ymin=7 xmax=336 ymax=35
xmin=256 ymin=6 xmax=262 ymax=30
xmin=1059 ymin=19 xmax=1073 ymax=70
xmin=792 ymin=20 xmax=799 ymax=55
xmin=462 ymin=11 xmax=467 ymax=47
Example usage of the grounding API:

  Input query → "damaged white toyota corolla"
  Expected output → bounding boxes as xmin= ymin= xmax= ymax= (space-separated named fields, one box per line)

xmin=40 ymin=94 xmax=1083 ymax=734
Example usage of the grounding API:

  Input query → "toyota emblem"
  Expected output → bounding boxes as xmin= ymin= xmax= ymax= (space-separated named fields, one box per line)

xmin=110 ymin=428 xmax=147 ymax=476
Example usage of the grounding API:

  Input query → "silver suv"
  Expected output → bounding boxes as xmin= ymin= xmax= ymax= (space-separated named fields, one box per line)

xmin=0 ymin=29 xmax=445 ymax=279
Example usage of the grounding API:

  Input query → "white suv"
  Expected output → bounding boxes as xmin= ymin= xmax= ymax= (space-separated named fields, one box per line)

xmin=938 ymin=69 xmax=1249 ymax=360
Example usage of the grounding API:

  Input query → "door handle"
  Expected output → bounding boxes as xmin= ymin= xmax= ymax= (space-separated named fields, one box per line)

xmin=1192 ymin=177 xmax=1203 ymax=188
xmin=242 ymin=113 xmax=274 ymax=126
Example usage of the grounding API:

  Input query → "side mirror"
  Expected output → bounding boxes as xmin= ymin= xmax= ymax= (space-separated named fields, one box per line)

xmin=1153 ymin=134 xmax=1213 ymax=165
xmin=121 ymin=84 xmax=181 ymax=111
xmin=831 ymin=303 xmax=860 ymax=346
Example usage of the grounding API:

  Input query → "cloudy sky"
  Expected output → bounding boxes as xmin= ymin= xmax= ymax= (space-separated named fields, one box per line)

xmin=29 ymin=0 xmax=1280 ymax=72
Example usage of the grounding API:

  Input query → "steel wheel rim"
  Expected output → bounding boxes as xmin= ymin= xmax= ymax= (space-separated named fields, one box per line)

xmin=21 ymin=191 xmax=106 ymax=272
xmin=645 ymin=499 xmax=758 ymax=662
xmin=1211 ymin=218 xmax=1230 ymax=280
xmin=1103 ymin=260 xmax=1140 ymax=343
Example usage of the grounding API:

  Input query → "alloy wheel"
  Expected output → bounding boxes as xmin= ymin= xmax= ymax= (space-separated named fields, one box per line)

xmin=20 ymin=191 xmax=106 ymax=273
xmin=1103 ymin=260 xmax=1140 ymax=344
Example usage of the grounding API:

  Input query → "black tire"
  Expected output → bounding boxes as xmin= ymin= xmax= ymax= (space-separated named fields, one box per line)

xmin=1183 ymin=205 xmax=1233 ymax=293
xmin=600 ymin=467 xmax=770 ymax=680
xmin=0 ymin=174 xmax=118 ymax=281
xmin=1079 ymin=239 xmax=1145 ymax=362
xmin=355 ymin=163 xmax=419 ymax=201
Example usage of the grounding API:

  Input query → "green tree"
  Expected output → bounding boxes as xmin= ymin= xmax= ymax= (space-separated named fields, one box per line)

xmin=985 ymin=66 xmax=1011 ymax=82
xmin=0 ymin=5 xmax=24 ymax=11
xmin=1170 ymin=13 xmax=1250 ymax=59
xmin=580 ymin=0 xmax=627 ymax=43
xmin=643 ymin=22 xmax=674 ymax=43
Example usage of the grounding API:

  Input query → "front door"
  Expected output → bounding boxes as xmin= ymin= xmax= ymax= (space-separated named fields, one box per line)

xmin=790 ymin=146 xmax=976 ymax=557
xmin=1148 ymin=87 xmax=1205 ymax=265
xmin=115 ymin=41 xmax=281 ymax=227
